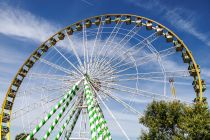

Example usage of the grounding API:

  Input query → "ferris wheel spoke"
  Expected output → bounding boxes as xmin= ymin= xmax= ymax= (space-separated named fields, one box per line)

xmin=136 ymin=47 xmax=175 ymax=67
xmin=112 ymin=44 xmax=176 ymax=70
xmin=38 ymin=58 xmax=78 ymax=76
xmin=17 ymin=86 xmax=69 ymax=98
xmin=99 ymin=80 xmax=164 ymax=97
xmin=98 ymin=95 xmax=130 ymax=140
xmin=103 ymin=25 xmax=141 ymax=66
xmin=91 ymin=60 xmax=114 ymax=77
xmin=100 ymin=88 xmax=142 ymax=116
xmin=108 ymin=77 xmax=193 ymax=86
xmin=26 ymin=76 xmax=79 ymax=84
xmin=28 ymin=72 xmax=70 ymax=78
xmin=98 ymin=22 xmax=127 ymax=64
xmin=133 ymin=32 xmax=159 ymax=54
xmin=86 ymin=26 xmax=145 ymax=41
xmin=106 ymin=32 xmax=159 ymax=68
xmin=96 ymin=49 xmax=136 ymax=77
xmin=145 ymin=41 xmax=167 ymax=96
xmin=111 ymin=59 xmax=135 ymax=71
xmin=100 ymin=82 xmax=192 ymax=104
xmin=158 ymin=46 xmax=177 ymax=57
xmin=12 ymin=93 xmax=65 ymax=120
xmin=27 ymin=73 xmax=78 ymax=82
xmin=113 ymin=65 xmax=136 ymax=75
xmin=16 ymin=81 xmax=70 ymax=95
xmin=90 ymin=18 xmax=103 ymax=65
xmin=91 ymin=70 xmax=115 ymax=82
xmin=112 ymin=70 xmax=191 ymax=79
xmin=83 ymin=23 xmax=88 ymax=73
xmin=107 ymin=51 xmax=135 ymax=70
xmin=94 ymin=21 xmax=123 ymax=68
xmin=112 ymin=76 xmax=187 ymax=84
xmin=16 ymin=86 xmax=69 ymax=99
xmin=54 ymin=46 xmax=84 ymax=75
xmin=65 ymin=30 xmax=84 ymax=68
xmin=89 ymin=81 xmax=142 ymax=116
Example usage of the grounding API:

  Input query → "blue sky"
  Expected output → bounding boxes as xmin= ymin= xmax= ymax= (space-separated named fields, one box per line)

xmin=0 ymin=0 xmax=210 ymax=139
xmin=1 ymin=0 xmax=210 ymax=101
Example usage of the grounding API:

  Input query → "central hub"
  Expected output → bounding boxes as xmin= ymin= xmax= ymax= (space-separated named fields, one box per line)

xmin=90 ymin=78 xmax=101 ymax=92
xmin=81 ymin=60 xmax=115 ymax=93
xmin=84 ymin=73 xmax=101 ymax=91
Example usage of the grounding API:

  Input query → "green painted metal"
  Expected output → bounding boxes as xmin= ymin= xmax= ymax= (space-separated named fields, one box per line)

xmin=96 ymin=104 xmax=112 ymax=140
xmin=84 ymin=80 xmax=112 ymax=140
xmin=26 ymin=83 xmax=79 ymax=140
xmin=84 ymin=80 xmax=98 ymax=140
xmin=42 ymin=89 xmax=79 ymax=139
xmin=55 ymin=98 xmax=82 ymax=140
xmin=65 ymin=108 xmax=82 ymax=139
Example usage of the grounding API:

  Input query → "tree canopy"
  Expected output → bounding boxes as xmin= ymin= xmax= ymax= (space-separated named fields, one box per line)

xmin=139 ymin=100 xmax=210 ymax=140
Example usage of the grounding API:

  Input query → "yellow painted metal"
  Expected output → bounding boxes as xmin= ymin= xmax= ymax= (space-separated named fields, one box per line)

xmin=0 ymin=14 xmax=204 ymax=139
xmin=171 ymin=86 xmax=176 ymax=98
xmin=169 ymin=79 xmax=176 ymax=98
xmin=0 ymin=113 xmax=1 ymax=140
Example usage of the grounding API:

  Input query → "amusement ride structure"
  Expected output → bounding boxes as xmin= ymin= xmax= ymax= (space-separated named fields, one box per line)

xmin=0 ymin=14 xmax=207 ymax=140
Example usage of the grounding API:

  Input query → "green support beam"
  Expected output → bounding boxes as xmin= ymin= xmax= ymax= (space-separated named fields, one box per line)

xmin=65 ymin=108 xmax=82 ymax=139
xmin=54 ymin=102 xmax=78 ymax=140
xmin=26 ymin=82 xmax=80 ymax=140
xmin=42 ymin=88 xmax=79 ymax=140
xmin=84 ymin=80 xmax=112 ymax=140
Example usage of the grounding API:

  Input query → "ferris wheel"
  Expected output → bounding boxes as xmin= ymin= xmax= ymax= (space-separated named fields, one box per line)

xmin=0 ymin=14 xmax=207 ymax=140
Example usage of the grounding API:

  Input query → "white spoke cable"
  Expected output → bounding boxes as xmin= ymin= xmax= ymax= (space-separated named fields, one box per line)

xmin=17 ymin=85 xmax=69 ymax=98
xmin=113 ymin=70 xmax=191 ymax=79
xmin=89 ymin=81 xmax=142 ymax=116
xmin=93 ymin=21 xmax=123 ymax=69
xmin=98 ymin=20 xmax=125 ymax=64
xmin=65 ymin=30 xmax=84 ymax=68
xmin=101 ymin=88 xmax=142 ymax=116
xmin=83 ymin=23 xmax=89 ymax=73
xmin=112 ymin=45 xmax=176 ymax=69
xmin=12 ymin=94 xmax=64 ymax=120
xmin=90 ymin=18 xmax=103 ymax=65
xmin=27 ymin=73 xmax=78 ymax=81
xmin=145 ymin=41 xmax=167 ymax=96
xmin=54 ymin=47 xmax=84 ymax=75
xmin=112 ymin=65 xmax=136 ymax=75
xmin=110 ymin=32 xmax=159 ymax=67
xmin=103 ymin=25 xmax=141 ymax=65
xmin=98 ymin=95 xmax=130 ymax=140
xmin=38 ymin=58 xmax=77 ymax=76
xmin=99 ymin=82 xmax=192 ymax=104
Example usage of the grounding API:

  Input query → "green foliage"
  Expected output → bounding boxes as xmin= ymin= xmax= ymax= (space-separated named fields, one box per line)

xmin=139 ymin=100 xmax=210 ymax=140
xmin=179 ymin=104 xmax=210 ymax=139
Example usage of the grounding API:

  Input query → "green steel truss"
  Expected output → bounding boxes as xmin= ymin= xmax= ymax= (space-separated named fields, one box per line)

xmin=25 ymin=80 xmax=112 ymax=140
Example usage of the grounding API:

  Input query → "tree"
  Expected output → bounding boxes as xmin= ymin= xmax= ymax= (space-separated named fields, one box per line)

xmin=139 ymin=100 xmax=210 ymax=140
xmin=179 ymin=104 xmax=210 ymax=139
